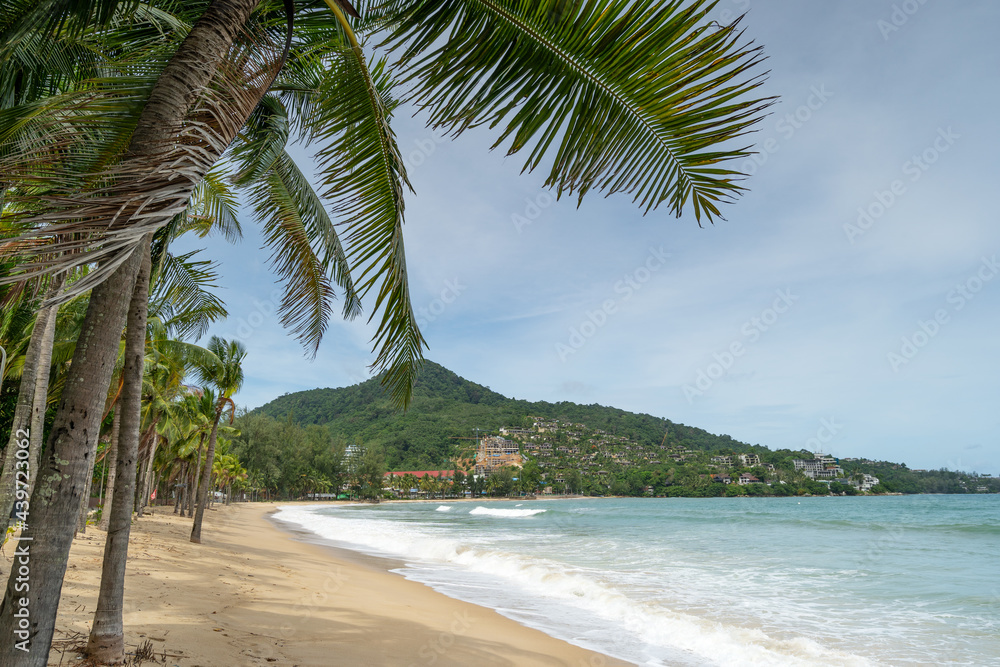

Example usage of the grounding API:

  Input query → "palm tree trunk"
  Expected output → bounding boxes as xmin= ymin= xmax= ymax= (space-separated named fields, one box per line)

xmin=188 ymin=463 xmax=197 ymax=515
xmin=136 ymin=421 xmax=159 ymax=518
xmin=188 ymin=442 xmax=203 ymax=518
xmin=134 ymin=450 xmax=146 ymax=514
xmin=134 ymin=438 xmax=149 ymax=515
xmin=98 ymin=409 xmax=121 ymax=531
xmin=181 ymin=464 xmax=191 ymax=515
xmin=174 ymin=462 xmax=186 ymax=514
xmin=143 ymin=429 xmax=160 ymax=509
xmin=0 ymin=249 xmax=143 ymax=666
xmin=0 ymin=274 xmax=62 ymax=526
xmin=84 ymin=241 xmax=152 ymax=662
xmin=76 ymin=429 xmax=101 ymax=534
xmin=26 ymin=276 xmax=64 ymax=494
xmin=191 ymin=402 xmax=223 ymax=543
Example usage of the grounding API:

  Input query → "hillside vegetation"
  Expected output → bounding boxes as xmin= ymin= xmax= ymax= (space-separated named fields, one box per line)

xmin=243 ymin=361 xmax=998 ymax=498
xmin=253 ymin=361 xmax=751 ymax=470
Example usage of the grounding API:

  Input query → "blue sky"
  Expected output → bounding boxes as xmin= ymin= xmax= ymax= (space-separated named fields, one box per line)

xmin=177 ymin=0 xmax=1000 ymax=475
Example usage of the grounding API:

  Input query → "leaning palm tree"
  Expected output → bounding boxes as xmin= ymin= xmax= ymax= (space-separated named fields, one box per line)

xmin=87 ymin=340 xmax=222 ymax=660
xmin=190 ymin=336 xmax=246 ymax=542
xmin=0 ymin=0 xmax=772 ymax=661
xmin=0 ymin=273 xmax=62 ymax=523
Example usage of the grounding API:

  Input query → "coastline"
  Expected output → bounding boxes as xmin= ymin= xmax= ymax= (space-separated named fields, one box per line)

xmin=9 ymin=502 xmax=632 ymax=666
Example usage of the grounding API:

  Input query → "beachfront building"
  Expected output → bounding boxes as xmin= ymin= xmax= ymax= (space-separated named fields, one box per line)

xmin=738 ymin=473 xmax=761 ymax=485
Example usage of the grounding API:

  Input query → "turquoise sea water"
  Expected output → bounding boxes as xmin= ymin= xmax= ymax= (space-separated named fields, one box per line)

xmin=274 ymin=495 xmax=1000 ymax=666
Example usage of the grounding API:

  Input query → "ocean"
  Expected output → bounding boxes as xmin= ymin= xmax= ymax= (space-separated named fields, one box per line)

xmin=273 ymin=495 xmax=1000 ymax=666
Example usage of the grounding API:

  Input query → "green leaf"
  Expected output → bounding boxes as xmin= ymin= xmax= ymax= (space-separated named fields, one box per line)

xmin=308 ymin=44 xmax=424 ymax=409
xmin=377 ymin=0 xmax=773 ymax=222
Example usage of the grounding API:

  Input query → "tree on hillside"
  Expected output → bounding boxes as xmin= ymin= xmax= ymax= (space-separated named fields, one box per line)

xmin=519 ymin=461 xmax=542 ymax=494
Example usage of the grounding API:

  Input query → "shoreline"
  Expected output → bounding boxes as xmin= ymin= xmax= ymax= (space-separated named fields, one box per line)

xmin=6 ymin=502 xmax=632 ymax=666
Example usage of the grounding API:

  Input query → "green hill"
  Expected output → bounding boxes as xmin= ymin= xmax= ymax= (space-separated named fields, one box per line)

xmin=253 ymin=360 xmax=752 ymax=470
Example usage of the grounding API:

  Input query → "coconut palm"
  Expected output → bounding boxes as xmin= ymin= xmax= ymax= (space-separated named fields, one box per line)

xmin=0 ymin=273 xmax=62 ymax=524
xmin=190 ymin=336 xmax=245 ymax=542
xmin=156 ymin=391 xmax=214 ymax=509
xmin=212 ymin=452 xmax=248 ymax=503
xmin=86 ymin=306 xmax=223 ymax=660
xmin=179 ymin=389 xmax=225 ymax=516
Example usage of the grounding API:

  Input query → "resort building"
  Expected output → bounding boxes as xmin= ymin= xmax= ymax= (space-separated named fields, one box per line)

xmin=794 ymin=455 xmax=843 ymax=479
xmin=475 ymin=436 xmax=522 ymax=476
xmin=499 ymin=426 xmax=535 ymax=437
xmin=846 ymin=474 xmax=880 ymax=492
xmin=738 ymin=453 xmax=761 ymax=467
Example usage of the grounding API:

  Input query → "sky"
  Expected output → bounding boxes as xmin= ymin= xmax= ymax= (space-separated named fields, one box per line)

xmin=176 ymin=0 xmax=1000 ymax=475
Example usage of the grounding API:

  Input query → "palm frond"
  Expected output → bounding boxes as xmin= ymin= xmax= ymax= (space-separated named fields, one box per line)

xmin=149 ymin=249 xmax=229 ymax=340
xmin=307 ymin=32 xmax=423 ymax=407
xmin=149 ymin=336 xmax=224 ymax=376
xmin=187 ymin=166 xmax=242 ymax=242
xmin=232 ymin=93 xmax=291 ymax=185
xmin=195 ymin=335 xmax=245 ymax=397
xmin=245 ymin=149 xmax=338 ymax=352
xmin=0 ymin=19 xmax=290 ymax=300
xmin=0 ymin=0 xmax=132 ymax=52
xmin=377 ymin=0 xmax=773 ymax=221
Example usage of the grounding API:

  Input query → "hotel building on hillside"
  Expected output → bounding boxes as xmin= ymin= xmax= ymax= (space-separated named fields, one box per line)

xmin=475 ymin=436 xmax=522 ymax=476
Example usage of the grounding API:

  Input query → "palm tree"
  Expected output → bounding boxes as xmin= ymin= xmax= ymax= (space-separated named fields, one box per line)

xmin=213 ymin=452 xmax=248 ymax=503
xmin=401 ymin=472 xmax=417 ymax=498
xmin=135 ymin=318 xmax=222 ymax=515
xmin=158 ymin=392 xmax=213 ymax=510
xmin=191 ymin=336 xmax=245 ymax=542
xmin=0 ymin=273 xmax=63 ymax=524
xmin=419 ymin=474 xmax=436 ymax=498
xmin=80 ymin=236 xmax=152 ymax=662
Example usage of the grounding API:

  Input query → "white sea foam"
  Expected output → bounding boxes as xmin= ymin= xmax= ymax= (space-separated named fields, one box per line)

xmin=272 ymin=505 xmax=879 ymax=667
xmin=468 ymin=506 xmax=546 ymax=518
xmin=435 ymin=505 xmax=452 ymax=512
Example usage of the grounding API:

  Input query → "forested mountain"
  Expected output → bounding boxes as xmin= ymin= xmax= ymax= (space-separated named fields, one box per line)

xmin=253 ymin=361 xmax=752 ymax=470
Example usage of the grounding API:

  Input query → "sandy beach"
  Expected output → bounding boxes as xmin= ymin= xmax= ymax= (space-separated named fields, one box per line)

xmin=0 ymin=502 xmax=631 ymax=666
